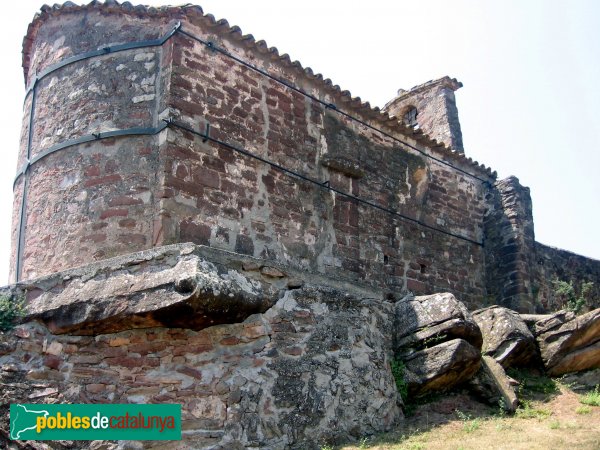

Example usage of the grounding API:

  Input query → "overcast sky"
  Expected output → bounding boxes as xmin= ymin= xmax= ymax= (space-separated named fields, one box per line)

xmin=0 ymin=0 xmax=598 ymax=283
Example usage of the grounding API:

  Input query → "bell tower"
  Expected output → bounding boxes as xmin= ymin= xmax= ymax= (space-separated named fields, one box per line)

xmin=383 ymin=76 xmax=465 ymax=153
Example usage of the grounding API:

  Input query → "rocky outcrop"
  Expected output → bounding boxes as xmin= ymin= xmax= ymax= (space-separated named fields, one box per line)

xmin=560 ymin=368 xmax=600 ymax=392
xmin=473 ymin=305 xmax=537 ymax=368
xmin=0 ymin=244 xmax=402 ymax=449
xmin=402 ymin=339 xmax=481 ymax=396
xmin=468 ymin=356 xmax=519 ymax=413
xmin=394 ymin=293 xmax=482 ymax=395
xmin=394 ymin=293 xmax=482 ymax=356
xmin=4 ymin=243 xmax=362 ymax=336
xmin=4 ymin=244 xmax=284 ymax=335
xmin=535 ymin=309 xmax=600 ymax=376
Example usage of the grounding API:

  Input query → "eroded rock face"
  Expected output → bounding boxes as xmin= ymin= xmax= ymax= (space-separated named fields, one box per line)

xmin=394 ymin=293 xmax=482 ymax=396
xmin=5 ymin=244 xmax=287 ymax=335
xmin=473 ymin=305 xmax=537 ymax=368
xmin=402 ymin=338 xmax=481 ymax=396
xmin=394 ymin=293 xmax=482 ymax=357
xmin=560 ymin=368 xmax=600 ymax=392
xmin=535 ymin=308 xmax=600 ymax=376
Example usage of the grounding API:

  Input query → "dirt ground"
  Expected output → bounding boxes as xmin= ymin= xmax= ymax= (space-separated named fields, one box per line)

xmin=340 ymin=382 xmax=600 ymax=450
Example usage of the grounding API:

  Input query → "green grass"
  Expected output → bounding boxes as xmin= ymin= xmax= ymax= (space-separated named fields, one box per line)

xmin=515 ymin=400 xmax=552 ymax=419
xmin=579 ymin=386 xmax=600 ymax=407
xmin=454 ymin=409 xmax=482 ymax=433
xmin=576 ymin=405 xmax=592 ymax=415
xmin=507 ymin=368 xmax=560 ymax=410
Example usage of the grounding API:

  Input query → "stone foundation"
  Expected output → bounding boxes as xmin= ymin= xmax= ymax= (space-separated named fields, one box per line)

xmin=1 ymin=245 xmax=400 ymax=449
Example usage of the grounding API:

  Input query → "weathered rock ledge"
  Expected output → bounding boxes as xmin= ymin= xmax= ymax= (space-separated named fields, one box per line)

xmin=1 ymin=244 xmax=380 ymax=335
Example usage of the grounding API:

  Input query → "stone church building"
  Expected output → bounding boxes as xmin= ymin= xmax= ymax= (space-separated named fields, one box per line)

xmin=1 ymin=2 xmax=599 ymax=448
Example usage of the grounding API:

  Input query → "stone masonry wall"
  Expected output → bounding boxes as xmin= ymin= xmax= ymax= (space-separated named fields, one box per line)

xmin=483 ymin=176 xmax=536 ymax=313
xmin=12 ymin=9 xmax=177 ymax=281
xmin=13 ymin=3 xmax=600 ymax=312
xmin=533 ymin=243 xmax=600 ymax=311
xmin=12 ymin=5 xmax=493 ymax=309
xmin=0 ymin=286 xmax=400 ymax=449
xmin=484 ymin=176 xmax=600 ymax=313
xmin=159 ymin=19 xmax=489 ymax=307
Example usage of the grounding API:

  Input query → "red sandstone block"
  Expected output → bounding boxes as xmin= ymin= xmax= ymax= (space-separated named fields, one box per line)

xmin=165 ymin=175 xmax=204 ymax=197
xmin=71 ymin=367 xmax=119 ymax=381
xmin=180 ymin=220 xmax=211 ymax=245
xmin=92 ymin=222 xmax=108 ymax=231
xmin=293 ymin=310 xmax=312 ymax=319
xmin=213 ymin=71 xmax=227 ymax=84
xmin=100 ymin=208 xmax=129 ymax=220
xmin=206 ymin=88 xmax=224 ymax=100
xmin=104 ymin=356 xmax=159 ymax=368
xmin=271 ymin=322 xmax=296 ymax=333
xmin=187 ymin=332 xmax=212 ymax=345
xmin=193 ymin=168 xmax=220 ymax=189
xmin=118 ymin=218 xmax=136 ymax=228
xmin=186 ymin=59 xmax=210 ymax=72
xmin=348 ymin=206 xmax=359 ymax=228
xmin=232 ymin=106 xmax=249 ymax=119
xmin=243 ymin=325 xmax=266 ymax=339
xmin=202 ymin=156 xmax=226 ymax=173
xmin=105 ymin=160 xmax=118 ymax=173
xmin=220 ymin=179 xmax=246 ymax=197
xmin=196 ymin=198 xmax=219 ymax=216
xmin=128 ymin=341 xmax=168 ymax=355
xmin=171 ymin=344 xmax=213 ymax=356
xmin=43 ymin=355 xmax=62 ymax=370
xmin=176 ymin=366 xmax=203 ymax=380
xmin=177 ymin=77 xmax=193 ymax=91
xmin=84 ymin=174 xmax=122 ymax=187
xmin=407 ymin=279 xmax=427 ymax=293
xmin=217 ymin=147 xmax=236 ymax=164
xmin=108 ymin=196 xmax=143 ymax=207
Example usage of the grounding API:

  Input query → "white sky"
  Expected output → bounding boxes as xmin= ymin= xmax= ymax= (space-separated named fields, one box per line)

xmin=0 ymin=0 xmax=598 ymax=283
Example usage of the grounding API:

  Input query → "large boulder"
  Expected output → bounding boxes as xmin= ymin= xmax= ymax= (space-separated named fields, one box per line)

xmin=394 ymin=293 xmax=482 ymax=396
xmin=394 ymin=293 xmax=482 ymax=357
xmin=472 ymin=305 xmax=537 ymax=368
xmin=535 ymin=308 xmax=600 ymax=376
xmin=403 ymin=338 xmax=481 ymax=396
